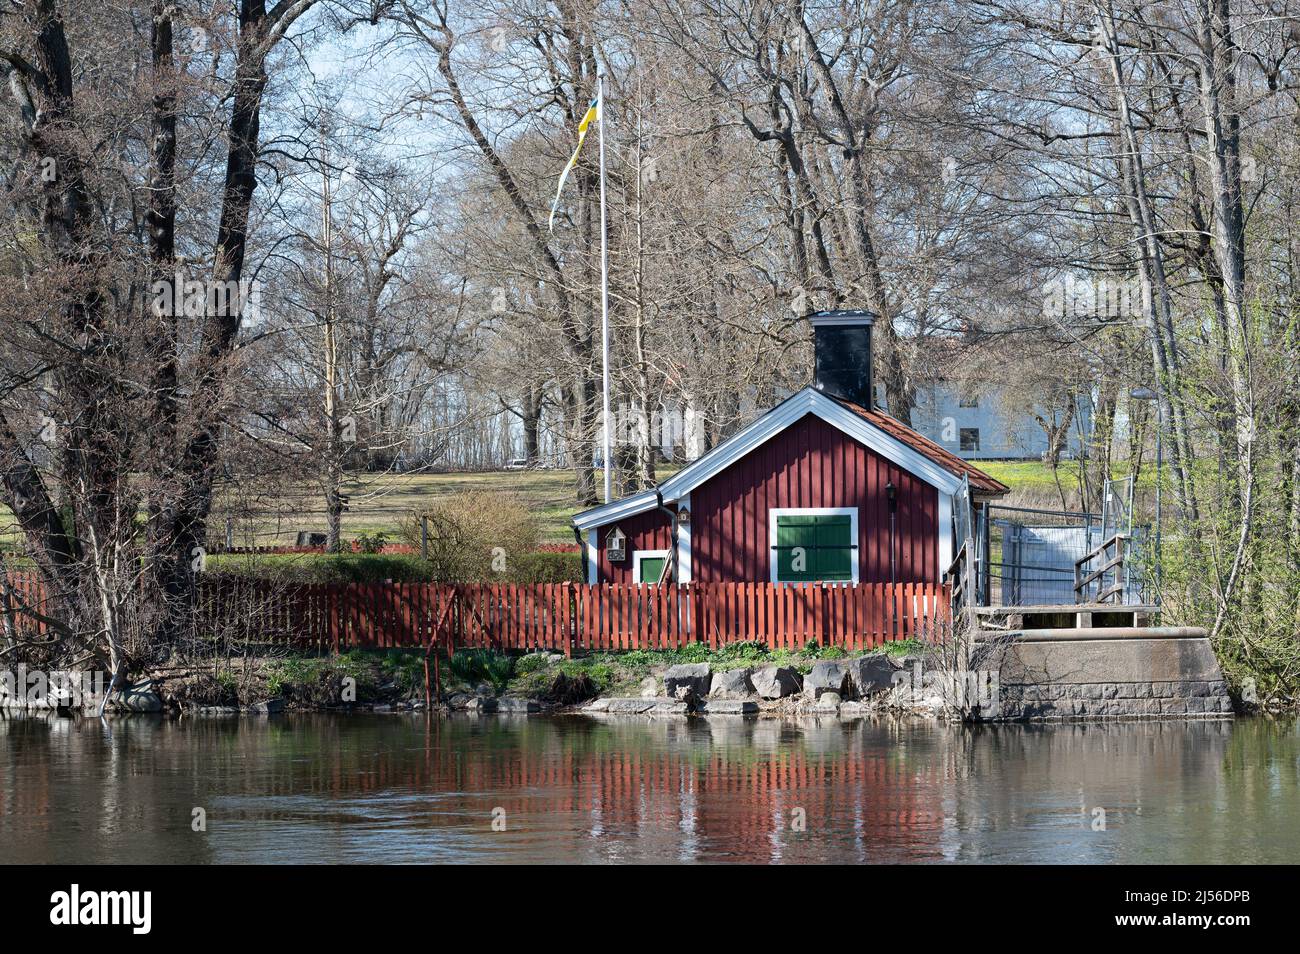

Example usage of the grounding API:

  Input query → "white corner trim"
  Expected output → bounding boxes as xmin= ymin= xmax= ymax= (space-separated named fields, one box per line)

xmin=768 ymin=506 xmax=859 ymax=584
xmin=937 ymin=489 xmax=953 ymax=579
xmin=676 ymin=493 xmax=692 ymax=583
xmin=659 ymin=388 xmax=962 ymax=502
xmin=632 ymin=549 xmax=670 ymax=584
xmin=585 ymin=529 xmax=598 ymax=584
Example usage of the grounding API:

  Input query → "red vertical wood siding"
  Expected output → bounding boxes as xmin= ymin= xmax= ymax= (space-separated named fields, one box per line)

xmin=594 ymin=506 xmax=673 ymax=584
xmin=690 ymin=413 xmax=939 ymax=584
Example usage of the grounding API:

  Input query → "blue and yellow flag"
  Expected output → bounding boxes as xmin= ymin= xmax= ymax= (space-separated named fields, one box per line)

xmin=548 ymin=96 xmax=600 ymax=232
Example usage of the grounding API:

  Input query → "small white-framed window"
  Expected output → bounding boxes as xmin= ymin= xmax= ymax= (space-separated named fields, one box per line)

xmin=632 ymin=549 xmax=670 ymax=585
xmin=769 ymin=507 xmax=859 ymax=584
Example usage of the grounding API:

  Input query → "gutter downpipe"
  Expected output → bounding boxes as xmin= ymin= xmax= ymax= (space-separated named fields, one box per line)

xmin=573 ymin=526 xmax=587 ymax=583
xmin=655 ymin=490 xmax=679 ymax=583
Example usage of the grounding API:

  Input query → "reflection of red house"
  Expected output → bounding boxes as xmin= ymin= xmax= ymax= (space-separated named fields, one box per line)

xmin=574 ymin=312 xmax=1007 ymax=586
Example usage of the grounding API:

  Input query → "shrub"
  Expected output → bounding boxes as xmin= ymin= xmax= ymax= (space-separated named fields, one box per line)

xmin=447 ymin=649 xmax=488 ymax=685
xmin=506 ymin=550 xmax=582 ymax=583
xmin=446 ymin=648 xmax=516 ymax=693
xmin=353 ymin=531 xmax=387 ymax=554
xmin=515 ymin=652 xmax=554 ymax=674
xmin=483 ymin=654 xmax=517 ymax=693
xmin=401 ymin=491 xmax=539 ymax=583
xmin=206 ymin=553 xmax=433 ymax=583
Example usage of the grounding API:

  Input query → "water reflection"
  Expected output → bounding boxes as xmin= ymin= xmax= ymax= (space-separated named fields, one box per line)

xmin=1 ymin=713 xmax=1295 ymax=863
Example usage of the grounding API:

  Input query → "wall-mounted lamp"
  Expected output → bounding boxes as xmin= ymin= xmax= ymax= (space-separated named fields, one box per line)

xmin=676 ymin=506 xmax=691 ymax=525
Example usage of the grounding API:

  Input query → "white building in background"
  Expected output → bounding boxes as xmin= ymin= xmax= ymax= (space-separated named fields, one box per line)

xmin=908 ymin=382 xmax=1093 ymax=461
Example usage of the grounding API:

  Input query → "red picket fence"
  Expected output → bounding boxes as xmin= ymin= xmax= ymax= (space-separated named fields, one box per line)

xmin=3 ymin=573 xmax=949 ymax=654
xmin=195 ymin=579 xmax=954 ymax=653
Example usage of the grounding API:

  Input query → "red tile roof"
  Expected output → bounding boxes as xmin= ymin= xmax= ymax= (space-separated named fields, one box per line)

xmin=834 ymin=398 xmax=1010 ymax=495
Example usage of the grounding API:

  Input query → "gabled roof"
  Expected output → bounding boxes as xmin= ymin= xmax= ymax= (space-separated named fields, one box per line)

xmin=572 ymin=386 xmax=1007 ymax=531
xmin=832 ymin=398 xmax=1010 ymax=495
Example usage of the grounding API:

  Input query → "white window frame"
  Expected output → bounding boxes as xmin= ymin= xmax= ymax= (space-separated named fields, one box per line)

xmin=768 ymin=507 xmax=859 ymax=584
xmin=632 ymin=549 xmax=671 ymax=585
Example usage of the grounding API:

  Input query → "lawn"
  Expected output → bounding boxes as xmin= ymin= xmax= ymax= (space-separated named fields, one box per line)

xmin=215 ymin=468 xmax=662 ymax=547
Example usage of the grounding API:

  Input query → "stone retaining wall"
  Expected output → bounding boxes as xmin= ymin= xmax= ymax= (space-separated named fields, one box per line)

xmin=994 ymin=680 xmax=1233 ymax=720
xmin=978 ymin=631 xmax=1233 ymax=722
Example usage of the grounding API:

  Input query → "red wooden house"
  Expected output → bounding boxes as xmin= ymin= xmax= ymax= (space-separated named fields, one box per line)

xmin=573 ymin=311 xmax=1008 ymax=586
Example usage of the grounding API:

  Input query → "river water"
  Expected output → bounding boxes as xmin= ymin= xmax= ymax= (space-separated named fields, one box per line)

xmin=1 ymin=713 xmax=1296 ymax=864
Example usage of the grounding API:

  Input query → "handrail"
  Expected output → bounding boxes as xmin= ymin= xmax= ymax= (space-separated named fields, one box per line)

xmin=1074 ymin=532 xmax=1129 ymax=570
xmin=1073 ymin=533 xmax=1127 ymax=604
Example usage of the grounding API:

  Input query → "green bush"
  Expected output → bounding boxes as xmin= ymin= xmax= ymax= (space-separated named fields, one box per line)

xmin=515 ymin=652 xmax=554 ymax=674
xmin=504 ymin=550 xmax=582 ymax=583
xmin=207 ymin=553 xmax=433 ymax=583
xmin=353 ymin=532 xmax=387 ymax=554
xmin=446 ymin=648 xmax=516 ymax=693
xmin=483 ymin=654 xmax=517 ymax=692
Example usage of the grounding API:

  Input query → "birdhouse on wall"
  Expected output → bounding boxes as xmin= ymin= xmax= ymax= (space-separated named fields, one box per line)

xmin=605 ymin=526 xmax=626 ymax=562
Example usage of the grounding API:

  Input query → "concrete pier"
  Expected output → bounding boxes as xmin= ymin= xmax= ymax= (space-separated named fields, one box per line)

xmin=973 ymin=625 xmax=1233 ymax=721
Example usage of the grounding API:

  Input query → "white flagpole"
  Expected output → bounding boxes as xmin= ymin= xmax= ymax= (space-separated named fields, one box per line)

xmin=597 ymin=73 xmax=612 ymax=503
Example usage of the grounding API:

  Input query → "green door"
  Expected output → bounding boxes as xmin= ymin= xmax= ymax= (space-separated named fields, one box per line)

xmin=638 ymin=556 xmax=667 ymax=584
xmin=774 ymin=513 xmax=854 ymax=582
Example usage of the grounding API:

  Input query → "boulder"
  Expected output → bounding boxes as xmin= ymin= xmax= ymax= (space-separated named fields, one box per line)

xmin=709 ymin=668 xmax=754 ymax=699
xmin=890 ymin=654 xmax=924 ymax=671
xmin=639 ymin=676 xmax=659 ymax=698
xmin=462 ymin=696 xmax=498 ymax=712
xmin=496 ymin=698 xmax=540 ymax=714
xmin=114 ymin=680 xmax=163 ymax=713
xmin=663 ymin=663 xmax=711 ymax=700
xmin=649 ymin=700 xmax=690 ymax=716
xmin=605 ymin=698 xmax=655 ymax=714
xmin=751 ymin=666 xmax=802 ymax=699
xmin=448 ymin=693 xmax=472 ymax=709
xmin=700 ymin=699 xmax=759 ymax=715
xmin=193 ymin=705 xmax=239 ymax=716
xmin=845 ymin=655 xmax=896 ymax=698
xmin=803 ymin=661 xmax=848 ymax=700
xmin=814 ymin=691 xmax=842 ymax=711
xmin=247 ymin=698 xmax=285 ymax=715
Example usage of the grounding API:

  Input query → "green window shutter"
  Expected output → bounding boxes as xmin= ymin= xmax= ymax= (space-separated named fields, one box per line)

xmin=638 ymin=556 xmax=666 ymax=584
xmin=816 ymin=515 xmax=853 ymax=581
xmin=775 ymin=513 xmax=853 ymax=583
xmin=775 ymin=515 xmax=818 ymax=582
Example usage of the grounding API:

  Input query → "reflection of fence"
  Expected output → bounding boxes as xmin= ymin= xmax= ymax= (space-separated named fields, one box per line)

xmin=2 ymin=575 xmax=949 ymax=654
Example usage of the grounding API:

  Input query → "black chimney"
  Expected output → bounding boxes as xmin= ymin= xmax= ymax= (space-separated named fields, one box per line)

xmin=809 ymin=310 xmax=875 ymax=408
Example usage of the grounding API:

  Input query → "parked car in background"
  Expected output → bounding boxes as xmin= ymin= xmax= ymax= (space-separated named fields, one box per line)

xmin=503 ymin=458 xmax=529 ymax=471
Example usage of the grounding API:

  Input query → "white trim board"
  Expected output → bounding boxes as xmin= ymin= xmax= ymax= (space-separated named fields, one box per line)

xmin=768 ymin=507 xmax=860 ymax=584
xmin=632 ymin=549 xmax=670 ymax=584
xmin=676 ymin=493 xmax=692 ymax=583
xmin=585 ymin=529 xmax=599 ymax=584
